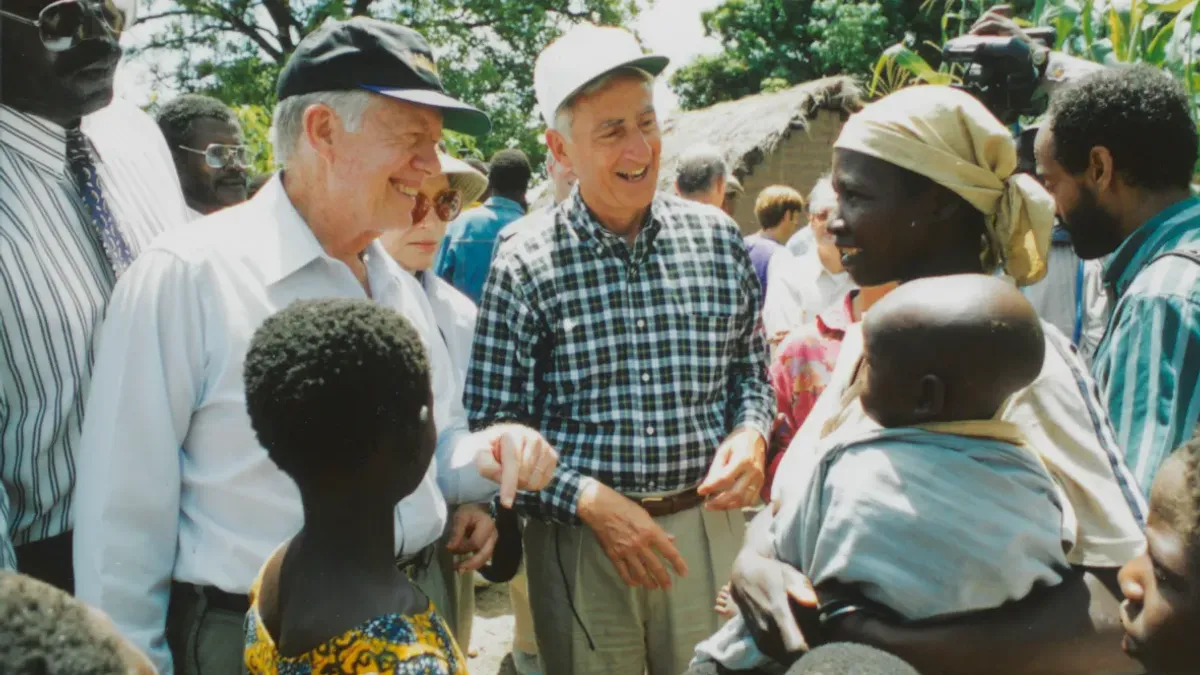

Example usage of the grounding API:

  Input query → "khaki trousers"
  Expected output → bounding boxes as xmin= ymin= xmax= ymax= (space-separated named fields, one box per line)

xmin=509 ymin=563 xmax=539 ymax=656
xmin=166 ymin=586 xmax=248 ymax=675
xmin=524 ymin=504 xmax=744 ymax=675
xmin=410 ymin=536 xmax=474 ymax=648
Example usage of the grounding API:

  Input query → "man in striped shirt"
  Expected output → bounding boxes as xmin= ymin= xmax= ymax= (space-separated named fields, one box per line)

xmin=1037 ymin=66 xmax=1200 ymax=495
xmin=0 ymin=1 xmax=187 ymax=587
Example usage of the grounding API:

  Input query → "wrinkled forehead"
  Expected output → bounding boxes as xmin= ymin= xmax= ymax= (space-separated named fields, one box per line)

xmin=371 ymin=96 xmax=444 ymax=137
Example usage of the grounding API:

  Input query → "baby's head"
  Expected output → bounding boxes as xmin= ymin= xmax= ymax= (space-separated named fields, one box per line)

xmin=243 ymin=298 xmax=436 ymax=507
xmin=1118 ymin=428 xmax=1200 ymax=673
xmin=859 ymin=274 xmax=1044 ymax=428
xmin=0 ymin=571 xmax=157 ymax=675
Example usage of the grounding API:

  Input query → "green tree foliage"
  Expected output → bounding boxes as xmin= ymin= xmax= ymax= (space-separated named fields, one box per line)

xmin=132 ymin=0 xmax=638 ymax=170
xmin=669 ymin=0 xmax=962 ymax=110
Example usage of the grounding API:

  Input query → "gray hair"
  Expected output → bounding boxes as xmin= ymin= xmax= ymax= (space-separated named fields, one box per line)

xmin=675 ymin=144 xmax=727 ymax=196
xmin=808 ymin=174 xmax=837 ymax=215
xmin=270 ymin=89 xmax=375 ymax=167
xmin=551 ymin=67 xmax=655 ymax=140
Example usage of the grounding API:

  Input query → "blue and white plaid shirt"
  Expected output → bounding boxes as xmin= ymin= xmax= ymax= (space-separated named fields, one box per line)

xmin=466 ymin=187 xmax=774 ymax=524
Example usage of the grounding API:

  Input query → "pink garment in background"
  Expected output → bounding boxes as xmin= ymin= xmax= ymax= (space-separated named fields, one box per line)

xmin=762 ymin=291 xmax=857 ymax=500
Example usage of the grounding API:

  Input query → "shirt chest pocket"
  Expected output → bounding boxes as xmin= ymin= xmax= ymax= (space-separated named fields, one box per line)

xmin=670 ymin=279 xmax=739 ymax=403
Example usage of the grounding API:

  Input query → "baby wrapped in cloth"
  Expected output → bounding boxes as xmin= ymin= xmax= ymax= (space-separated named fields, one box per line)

xmin=694 ymin=273 xmax=1076 ymax=673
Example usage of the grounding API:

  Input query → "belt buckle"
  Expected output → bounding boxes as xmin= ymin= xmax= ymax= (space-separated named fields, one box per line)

xmin=641 ymin=496 xmax=665 ymax=505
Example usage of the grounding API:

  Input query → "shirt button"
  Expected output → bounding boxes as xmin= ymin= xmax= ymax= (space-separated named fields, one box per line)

xmin=637 ymin=319 xmax=646 ymax=329
xmin=646 ymin=426 xmax=656 ymax=436
xmin=642 ymin=373 xmax=650 ymax=383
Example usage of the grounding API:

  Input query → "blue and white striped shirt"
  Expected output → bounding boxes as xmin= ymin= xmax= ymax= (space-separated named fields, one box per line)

xmin=1093 ymin=197 xmax=1200 ymax=495
xmin=0 ymin=102 xmax=186 ymax=569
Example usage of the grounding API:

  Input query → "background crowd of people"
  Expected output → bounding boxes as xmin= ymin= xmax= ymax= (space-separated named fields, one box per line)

xmin=1 ymin=2 xmax=1199 ymax=675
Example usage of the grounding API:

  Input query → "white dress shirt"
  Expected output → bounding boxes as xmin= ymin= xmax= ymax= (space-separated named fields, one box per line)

xmin=421 ymin=271 xmax=478 ymax=385
xmin=785 ymin=227 xmax=814 ymax=257
xmin=762 ymin=249 xmax=855 ymax=339
xmin=73 ymin=175 xmax=496 ymax=674
xmin=0 ymin=100 xmax=185 ymax=567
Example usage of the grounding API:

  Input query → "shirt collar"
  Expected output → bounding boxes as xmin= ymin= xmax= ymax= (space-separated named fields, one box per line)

xmin=1103 ymin=196 xmax=1200 ymax=297
xmin=254 ymin=173 xmax=329 ymax=285
xmin=562 ymin=184 xmax=664 ymax=260
xmin=486 ymin=195 xmax=525 ymax=214
xmin=0 ymin=105 xmax=68 ymax=174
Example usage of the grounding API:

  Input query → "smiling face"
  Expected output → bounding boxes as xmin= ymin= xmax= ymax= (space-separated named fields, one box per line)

xmin=379 ymin=172 xmax=453 ymax=273
xmin=829 ymin=149 xmax=944 ymax=287
xmin=1118 ymin=452 xmax=1200 ymax=674
xmin=0 ymin=0 xmax=123 ymax=125
xmin=178 ymin=116 xmax=249 ymax=215
xmin=324 ymin=97 xmax=442 ymax=238
xmin=548 ymin=71 xmax=660 ymax=229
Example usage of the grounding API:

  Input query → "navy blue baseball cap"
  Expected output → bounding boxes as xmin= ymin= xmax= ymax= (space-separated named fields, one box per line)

xmin=277 ymin=17 xmax=491 ymax=137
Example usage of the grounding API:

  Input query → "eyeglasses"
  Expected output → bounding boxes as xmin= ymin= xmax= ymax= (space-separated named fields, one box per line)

xmin=178 ymin=144 xmax=251 ymax=170
xmin=0 ymin=0 xmax=128 ymax=53
xmin=412 ymin=188 xmax=463 ymax=224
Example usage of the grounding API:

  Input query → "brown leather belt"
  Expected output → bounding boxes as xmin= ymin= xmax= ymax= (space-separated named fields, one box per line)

xmin=636 ymin=487 xmax=705 ymax=518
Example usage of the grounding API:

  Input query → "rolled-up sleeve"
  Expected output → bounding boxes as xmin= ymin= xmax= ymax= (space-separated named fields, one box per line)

xmin=73 ymin=250 xmax=204 ymax=675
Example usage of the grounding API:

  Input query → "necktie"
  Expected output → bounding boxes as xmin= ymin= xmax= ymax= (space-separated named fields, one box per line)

xmin=65 ymin=127 xmax=133 ymax=278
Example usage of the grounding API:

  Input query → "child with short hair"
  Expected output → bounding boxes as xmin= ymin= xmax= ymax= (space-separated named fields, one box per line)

xmin=0 ymin=570 xmax=158 ymax=675
xmin=241 ymin=298 xmax=467 ymax=674
xmin=1118 ymin=428 xmax=1200 ymax=675
xmin=693 ymin=274 xmax=1073 ymax=673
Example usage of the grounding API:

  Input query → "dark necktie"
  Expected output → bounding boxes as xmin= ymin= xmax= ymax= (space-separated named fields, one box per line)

xmin=65 ymin=127 xmax=133 ymax=278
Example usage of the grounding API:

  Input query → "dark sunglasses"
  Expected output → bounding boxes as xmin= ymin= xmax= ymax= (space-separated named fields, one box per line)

xmin=178 ymin=144 xmax=251 ymax=170
xmin=0 ymin=0 xmax=128 ymax=53
xmin=412 ymin=188 xmax=463 ymax=224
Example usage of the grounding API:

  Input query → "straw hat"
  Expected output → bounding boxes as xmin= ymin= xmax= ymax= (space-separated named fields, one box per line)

xmin=440 ymin=152 xmax=489 ymax=206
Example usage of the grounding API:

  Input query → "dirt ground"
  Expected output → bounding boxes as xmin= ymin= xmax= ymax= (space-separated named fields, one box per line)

xmin=465 ymin=582 xmax=520 ymax=675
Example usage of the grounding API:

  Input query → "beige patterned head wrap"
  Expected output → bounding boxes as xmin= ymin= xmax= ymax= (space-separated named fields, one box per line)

xmin=833 ymin=86 xmax=1054 ymax=285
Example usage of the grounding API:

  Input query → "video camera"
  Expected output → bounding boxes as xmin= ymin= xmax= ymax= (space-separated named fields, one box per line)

xmin=942 ymin=27 xmax=1056 ymax=125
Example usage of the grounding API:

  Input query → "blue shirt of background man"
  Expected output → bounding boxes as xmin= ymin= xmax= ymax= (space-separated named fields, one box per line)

xmin=435 ymin=195 xmax=526 ymax=303
xmin=1091 ymin=196 xmax=1200 ymax=495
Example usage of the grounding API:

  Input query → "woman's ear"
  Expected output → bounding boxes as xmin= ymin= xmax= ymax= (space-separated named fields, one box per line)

xmin=914 ymin=374 xmax=945 ymax=419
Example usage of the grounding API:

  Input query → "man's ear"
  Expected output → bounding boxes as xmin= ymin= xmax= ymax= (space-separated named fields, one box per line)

xmin=303 ymin=103 xmax=340 ymax=164
xmin=1087 ymin=145 xmax=1116 ymax=193
xmin=914 ymin=374 xmax=945 ymax=419
xmin=545 ymin=129 xmax=574 ymax=175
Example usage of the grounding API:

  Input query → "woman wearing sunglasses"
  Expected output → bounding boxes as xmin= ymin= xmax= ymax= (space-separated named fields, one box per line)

xmin=379 ymin=151 xmax=492 ymax=653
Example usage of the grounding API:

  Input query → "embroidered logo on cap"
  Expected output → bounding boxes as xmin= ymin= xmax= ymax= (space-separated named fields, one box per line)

xmin=411 ymin=52 xmax=439 ymax=77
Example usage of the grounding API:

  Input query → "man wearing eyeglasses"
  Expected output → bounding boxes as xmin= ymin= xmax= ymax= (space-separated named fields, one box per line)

xmin=0 ymin=0 xmax=187 ymax=592
xmin=156 ymin=93 xmax=250 ymax=219
xmin=72 ymin=17 xmax=559 ymax=675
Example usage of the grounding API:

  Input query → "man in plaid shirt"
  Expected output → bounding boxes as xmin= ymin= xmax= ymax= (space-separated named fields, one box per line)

xmin=465 ymin=23 xmax=774 ymax=675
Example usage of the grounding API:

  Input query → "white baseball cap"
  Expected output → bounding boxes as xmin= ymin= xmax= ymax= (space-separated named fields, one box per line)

xmin=534 ymin=24 xmax=669 ymax=128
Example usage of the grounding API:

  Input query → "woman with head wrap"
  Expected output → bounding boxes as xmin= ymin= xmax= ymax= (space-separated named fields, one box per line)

xmin=719 ymin=86 xmax=1146 ymax=675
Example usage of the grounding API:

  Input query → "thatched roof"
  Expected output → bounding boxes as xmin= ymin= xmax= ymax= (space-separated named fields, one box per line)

xmin=657 ymin=76 xmax=863 ymax=190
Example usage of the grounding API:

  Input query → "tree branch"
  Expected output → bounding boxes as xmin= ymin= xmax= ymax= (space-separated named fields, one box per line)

xmin=208 ymin=3 xmax=285 ymax=61
xmin=351 ymin=0 xmax=376 ymax=17
xmin=259 ymin=0 xmax=296 ymax=53
xmin=134 ymin=9 xmax=195 ymax=23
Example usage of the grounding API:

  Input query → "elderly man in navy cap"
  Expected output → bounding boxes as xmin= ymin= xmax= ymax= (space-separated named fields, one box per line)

xmin=466 ymin=23 xmax=774 ymax=675
xmin=72 ymin=17 xmax=558 ymax=675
